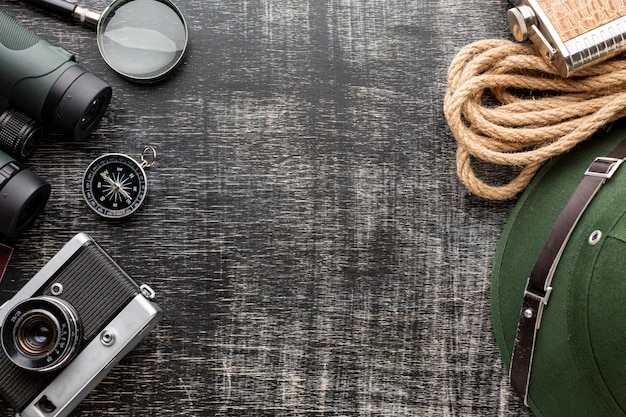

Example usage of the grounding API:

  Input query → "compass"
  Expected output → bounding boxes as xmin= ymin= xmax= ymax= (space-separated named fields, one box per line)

xmin=82 ymin=148 xmax=156 ymax=219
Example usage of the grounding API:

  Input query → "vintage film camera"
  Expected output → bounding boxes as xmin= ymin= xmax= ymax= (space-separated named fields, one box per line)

xmin=508 ymin=0 xmax=626 ymax=77
xmin=0 ymin=233 xmax=162 ymax=417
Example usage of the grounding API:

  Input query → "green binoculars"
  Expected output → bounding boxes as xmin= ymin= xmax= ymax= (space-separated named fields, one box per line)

xmin=0 ymin=10 xmax=112 ymax=237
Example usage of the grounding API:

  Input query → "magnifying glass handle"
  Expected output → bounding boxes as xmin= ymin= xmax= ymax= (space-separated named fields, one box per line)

xmin=20 ymin=0 xmax=76 ymax=18
xmin=20 ymin=0 xmax=100 ymax=28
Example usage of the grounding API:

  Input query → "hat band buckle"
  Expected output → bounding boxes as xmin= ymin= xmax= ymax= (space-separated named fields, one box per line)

xmin=585 ymin=156 xmax=624 ymax=179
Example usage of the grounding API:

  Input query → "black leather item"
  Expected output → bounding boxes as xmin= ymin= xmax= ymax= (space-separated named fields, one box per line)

xmin=509 ymin=138 xmax=626 ymax=404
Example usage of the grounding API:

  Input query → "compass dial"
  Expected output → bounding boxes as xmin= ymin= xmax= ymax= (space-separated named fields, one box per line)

xmin=82 ymin=153 xmax=148 ymax=218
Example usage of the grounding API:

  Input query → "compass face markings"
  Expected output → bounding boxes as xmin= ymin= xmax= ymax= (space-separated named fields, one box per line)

xmin=100 ymin=170 xmax=135 ymax=205
xmin=82 ymin=153 xmax=148 ymax=218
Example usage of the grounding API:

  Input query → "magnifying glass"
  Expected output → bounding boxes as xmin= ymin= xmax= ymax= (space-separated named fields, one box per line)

xmin=21 ymin=0 xmax=189 ymax=83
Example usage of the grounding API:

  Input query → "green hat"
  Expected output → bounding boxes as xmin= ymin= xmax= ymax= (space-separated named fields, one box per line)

xmin=492 ymin=121 xmax=626 ymax=417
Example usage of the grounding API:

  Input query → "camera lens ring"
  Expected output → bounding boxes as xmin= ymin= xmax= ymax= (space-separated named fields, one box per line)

xmin=1 ymin=296 xmax=81 ymax=372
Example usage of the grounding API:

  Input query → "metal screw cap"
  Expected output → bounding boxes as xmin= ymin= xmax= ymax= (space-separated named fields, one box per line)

xmin=507 ymin=5 xmax=537 ymax=42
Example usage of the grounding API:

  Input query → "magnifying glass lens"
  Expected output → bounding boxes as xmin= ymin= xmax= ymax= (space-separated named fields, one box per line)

xmin=97 ymin=0 xmax=187 ymax=82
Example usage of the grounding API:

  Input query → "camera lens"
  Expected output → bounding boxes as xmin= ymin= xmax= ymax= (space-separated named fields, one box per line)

xmin=16 ymin=311 xmax=58 ymax=355
xmin=1 ymin=297 xmax=81 ymax=372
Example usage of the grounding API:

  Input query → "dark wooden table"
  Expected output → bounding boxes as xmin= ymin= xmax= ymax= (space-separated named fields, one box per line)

xmin=1 ymin=0 xmax=533 ymax=415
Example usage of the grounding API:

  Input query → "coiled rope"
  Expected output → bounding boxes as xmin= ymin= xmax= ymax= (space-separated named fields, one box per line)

xmin=443 ymin=39 xmax=626 ymax=200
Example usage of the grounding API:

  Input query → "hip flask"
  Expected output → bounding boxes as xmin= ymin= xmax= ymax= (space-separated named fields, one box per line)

xmin=507 ymin=0 xmax=626 ymax=77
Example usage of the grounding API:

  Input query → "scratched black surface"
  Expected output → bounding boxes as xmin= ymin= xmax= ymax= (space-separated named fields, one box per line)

xmin=0 ymin=0 xmax=532 ymax=416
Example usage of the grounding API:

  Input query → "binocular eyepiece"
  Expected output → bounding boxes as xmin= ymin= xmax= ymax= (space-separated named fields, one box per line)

xmin=0 ymin=10 xmax=112 ymax=237
xmin=0 ymin=108 xmax=43 ymax=159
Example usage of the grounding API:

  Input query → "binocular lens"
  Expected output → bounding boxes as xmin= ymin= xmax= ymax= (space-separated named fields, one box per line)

xmin=15 ymin=189 xmax=49 ymax=230
xmin=79 ymin=96 xmax=107 ymax=133
xmin=0 ymin=157 xmax=51 ymax=238
xmin=1 ymin=297 xmax=81 ymax=372
xmin=45 ymin=66 xmax=112 ymax=141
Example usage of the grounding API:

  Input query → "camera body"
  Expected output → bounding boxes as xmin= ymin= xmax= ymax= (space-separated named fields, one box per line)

xmin=0 ymin=233 xmax=162 ymax=417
